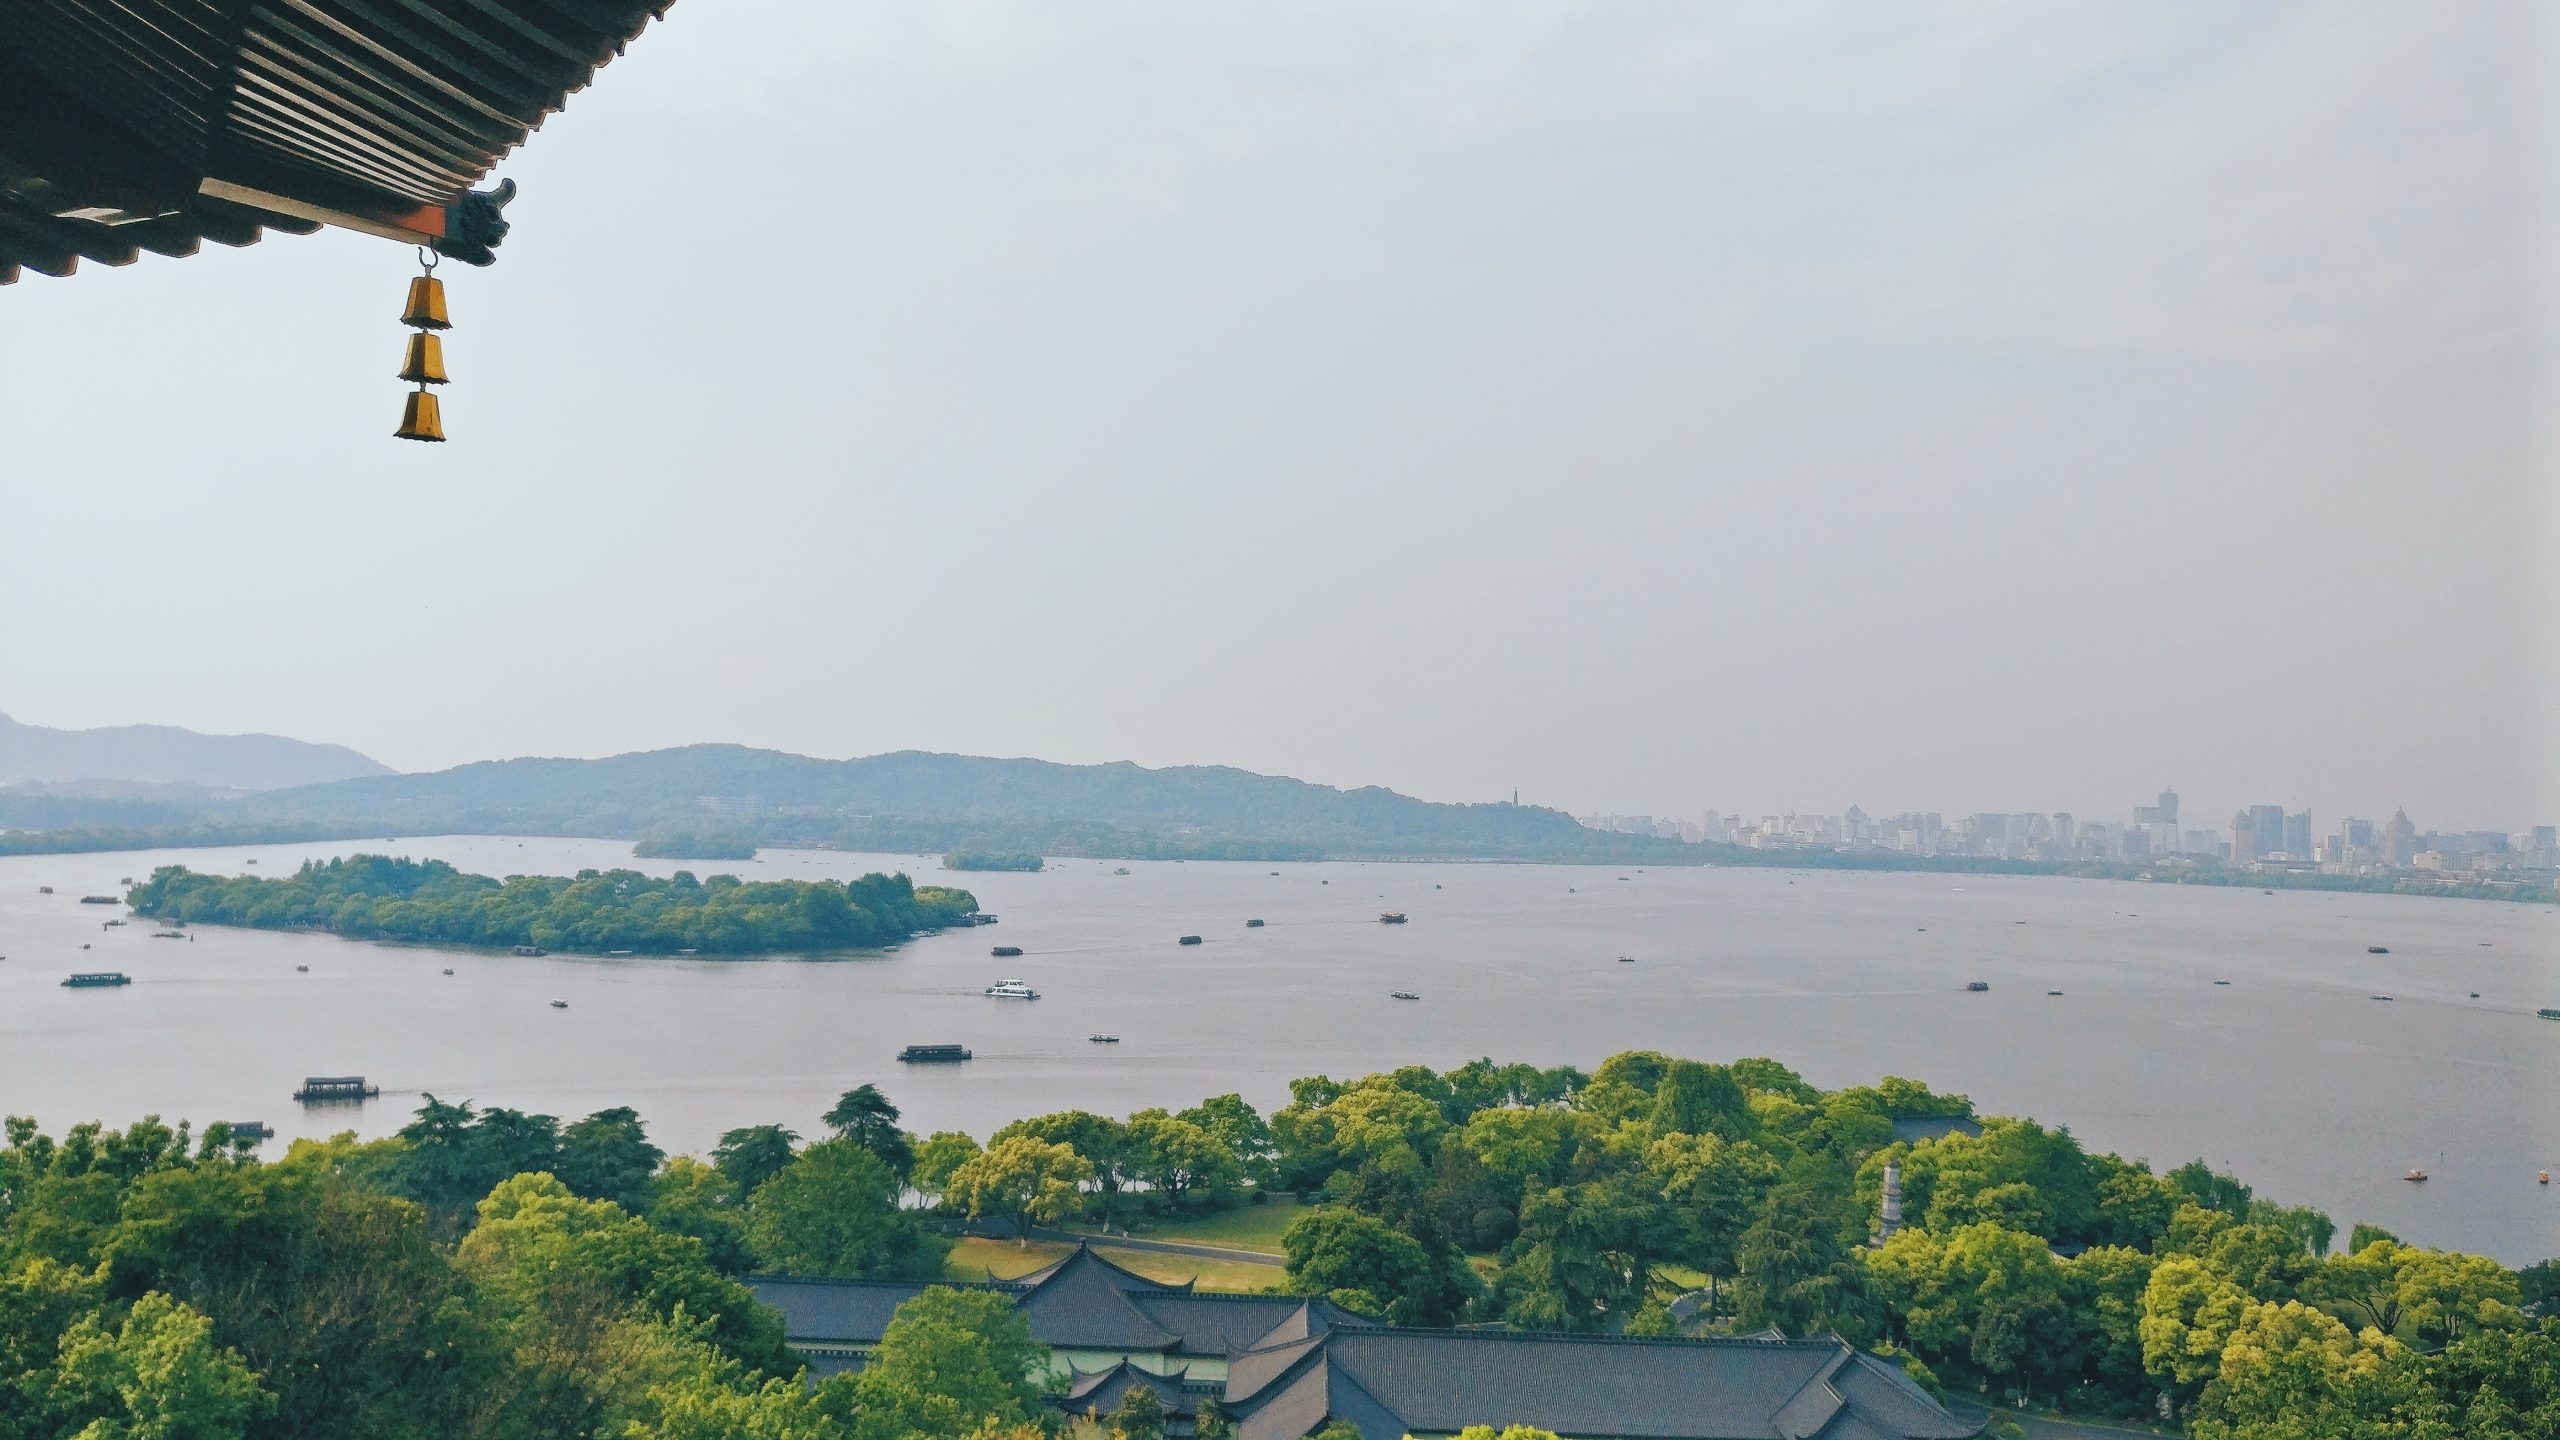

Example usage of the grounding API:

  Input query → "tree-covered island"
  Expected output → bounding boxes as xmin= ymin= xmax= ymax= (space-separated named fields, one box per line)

xmin=632 ymin=831 xmax=758 ymax=860
xmin=940 ymin=850 xmax=1045 ymax=872
xmin=123 ymin=855 xmax=978 ymax=955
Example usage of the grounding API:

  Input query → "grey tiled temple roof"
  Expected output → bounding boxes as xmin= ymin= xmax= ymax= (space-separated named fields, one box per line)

xmin=1888 ymin=1116 xmax=1983 ymax=1146
xmin=1019 ymin=1250 xmax=1185 ymax=1350
xmin=1222 ymin=1329 xmax=1979 ymax=1440
xmin=751 ymin=1243 xmax=1976 ymax=1440
xmin=1064 ymin=1360 xmax=1199 ymax=1410
xmin=748 ymin=1275 xmax=961 ymax=1344
xmin=752 ymin=1244 xmax=1365 ymax=1360
xmin=1133 ymin=1294 xmax=1370 ymax=1356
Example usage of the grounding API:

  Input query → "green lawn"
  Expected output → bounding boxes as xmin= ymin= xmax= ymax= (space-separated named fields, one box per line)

xmin=1654 ymin=1263 xmax=1711 ymax=1291
xmin=1067 ymin=1195 xmax=1307 ymax=1254
xmin=945 ymin=1235 xmax=1072 ymax=1281
xmin=943 ymin=1235 xmax=1285 ymax=1293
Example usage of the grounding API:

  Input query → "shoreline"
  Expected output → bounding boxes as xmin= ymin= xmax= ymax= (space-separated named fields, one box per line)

xmin=7 ymin=825 xmax=2551 ymax=908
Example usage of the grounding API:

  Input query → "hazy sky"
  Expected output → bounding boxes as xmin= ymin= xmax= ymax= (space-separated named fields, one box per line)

xmin=4 ymin=3 xmax=2554 ymax=831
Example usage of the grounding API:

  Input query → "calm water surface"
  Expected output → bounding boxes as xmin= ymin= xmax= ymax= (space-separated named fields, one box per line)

xmin=2 ymin=836 xmax=2553 ymax=1262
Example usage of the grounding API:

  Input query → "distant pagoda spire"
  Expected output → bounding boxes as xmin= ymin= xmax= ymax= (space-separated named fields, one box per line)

xmin=1872 ymin=1160 xmax=1905 ymax=1246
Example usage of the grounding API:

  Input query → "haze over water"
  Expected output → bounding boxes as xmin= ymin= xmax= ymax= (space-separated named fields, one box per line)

xmin=3 ymin=835 xmax=2553 ymax=1264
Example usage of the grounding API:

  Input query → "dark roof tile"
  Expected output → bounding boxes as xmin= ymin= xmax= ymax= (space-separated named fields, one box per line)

xmin=1232 ymin=1330 xmax=1977 ymax=1440
xmin=1017 ymin=1248 xmax=1180 ymax=1351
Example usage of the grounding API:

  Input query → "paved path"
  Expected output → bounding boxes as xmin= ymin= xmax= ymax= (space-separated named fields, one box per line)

xmin=964 ymin=1220 xmax=1284 ymax=1268
xmin=1944 ymin=1401 xmax=2172 ymax=1439
xmin=1038 ymin=1226 xmax=1283 ymax=1267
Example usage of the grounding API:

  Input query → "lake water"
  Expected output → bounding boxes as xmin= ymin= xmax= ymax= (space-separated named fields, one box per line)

xmin=2 ymin=835 xmax=2554 ymax=1263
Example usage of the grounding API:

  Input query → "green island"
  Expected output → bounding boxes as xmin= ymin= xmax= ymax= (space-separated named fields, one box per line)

xmin=3 ymin=1053 xmax=2550 ymax=1440
xmin=632 ymin=831 xmax=758 ymax=861
xmin=122 ymin=855 xmax=977 ymax=955
xmin=941 ymin=850 xmax=1046 ymax=873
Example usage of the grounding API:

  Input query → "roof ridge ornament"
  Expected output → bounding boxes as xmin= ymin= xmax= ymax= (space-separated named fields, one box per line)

xmin=435 ymin=178 xmax=516 ymax=266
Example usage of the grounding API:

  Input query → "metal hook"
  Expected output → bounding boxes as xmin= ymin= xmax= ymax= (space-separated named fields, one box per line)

xmin=416 ymin=245 xmax=440 ymax=272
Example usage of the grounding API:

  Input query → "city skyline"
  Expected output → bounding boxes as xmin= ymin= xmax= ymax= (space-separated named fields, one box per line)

xmin=1579 ymin=782 xmax=2558 ymax=874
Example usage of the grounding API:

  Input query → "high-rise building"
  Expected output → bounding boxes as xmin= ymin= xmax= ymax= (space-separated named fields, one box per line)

xmin=2231 ymin=810 xmax=2260 ymax=863
xmin=2143 ymin=787 xmax=2181 ymax=853
xmin=2385 ymin=810 xmax=2419 ymax=866
xmin=2282 ymin=811 xmax=2312 ymax=859
xmin=2051 ymin=813 xmax=2075 ymax=853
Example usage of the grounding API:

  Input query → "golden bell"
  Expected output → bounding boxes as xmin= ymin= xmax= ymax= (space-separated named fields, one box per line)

xmin=398 ymin=331 xmax=449 ymax=384
xmin=400 ymin=275 xmax=450 ymax=330
xmin=395 ymin=389 xmax=446 ymax=442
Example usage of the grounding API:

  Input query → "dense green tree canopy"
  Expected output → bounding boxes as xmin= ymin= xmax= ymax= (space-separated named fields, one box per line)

xmin=4 ymin=1045 xmax=2551 ymax=1440
xmin=845 ymin=1288 xmax=1051 ymax=1440
xmin=125 ymin=857 xmax=978 ymax=956
xmin=741 ymin=1142 xmax=947 ymax=1281
xmin=712 ymin=1126 xmax=801 ymax=1198
xmin=1282 ymin=1208 xmax=1430 ymax=1319
xmin=632 ymin=832 xmax=758 ymax=860
xmin=938 ymin=851 xmax=1044 ymax=872
xmin=944 ymin=1138 xmax=1093 ymax=1246
xmin=821 ymin=1088 xmax=915 ymax=1180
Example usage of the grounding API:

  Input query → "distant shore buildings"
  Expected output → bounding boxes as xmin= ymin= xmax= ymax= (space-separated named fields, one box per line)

xmin=1576 ymin=787 xmax=2558 ymax=893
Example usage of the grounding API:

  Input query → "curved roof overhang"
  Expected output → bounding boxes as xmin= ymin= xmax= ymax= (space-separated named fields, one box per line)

xmin=0 ymin=0 xmax=673 ymax=282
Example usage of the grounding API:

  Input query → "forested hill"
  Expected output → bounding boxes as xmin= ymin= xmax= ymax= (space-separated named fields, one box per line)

xmin=199 ymin=746 xmax=1688 ymax=862
xmin=0 ymin=709 xmax=391 ymax=790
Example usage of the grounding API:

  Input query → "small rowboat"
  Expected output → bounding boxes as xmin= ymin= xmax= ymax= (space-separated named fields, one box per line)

xmin=2403 ymin=1169 xmax=2427 ymax=1182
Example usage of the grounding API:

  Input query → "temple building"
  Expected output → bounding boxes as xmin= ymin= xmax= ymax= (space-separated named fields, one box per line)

xmin=751 ymin=1244 xmax=1980 ymax=1440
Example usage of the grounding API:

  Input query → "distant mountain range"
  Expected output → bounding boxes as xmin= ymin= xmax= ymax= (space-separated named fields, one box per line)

xmin=1 ymin=720 xmax=2541 ymax=902
xmin=0 ymin=710 xmax=393 ymax=792
xmin=0 ymin=739 xmax=1697 ymax=865
xmin=219 ymin=745 xmax=1694 ymax=862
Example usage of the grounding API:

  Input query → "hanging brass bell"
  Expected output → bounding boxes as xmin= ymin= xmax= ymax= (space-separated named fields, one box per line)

xmin=398 ymin=331 xmax=449 ymax=385
xmin=395 ymin=389 xmax=446 ymax=442
xmin=400 ymin=275 xmax=450 ymax=330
